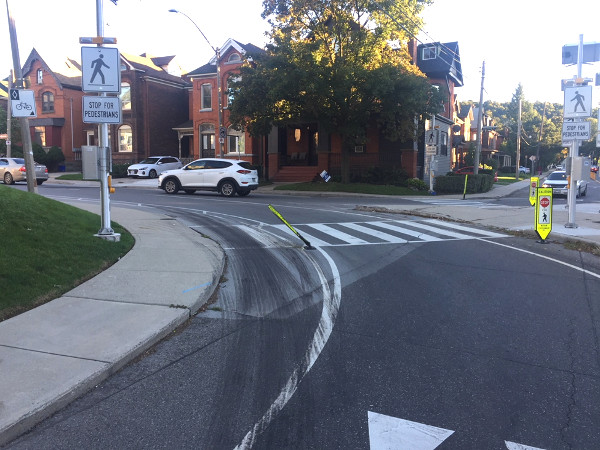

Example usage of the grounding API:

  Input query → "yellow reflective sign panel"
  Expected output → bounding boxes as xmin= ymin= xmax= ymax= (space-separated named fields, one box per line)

xmin=529 ymin=177 xmax=539 ymax=206
xmin=535 ymin=188 xmax=553 ymax=240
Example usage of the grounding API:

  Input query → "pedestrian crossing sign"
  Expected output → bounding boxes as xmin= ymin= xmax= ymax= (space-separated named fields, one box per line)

xmin=81 ymin=46 xmax=121 ymax=93
xmin=529 ymin=177 xmax=538 ymax=206
xmin=563 ymin=85 xmax=592 ymax=118
xmin=535 ymin=188 xmax=552 ymax=241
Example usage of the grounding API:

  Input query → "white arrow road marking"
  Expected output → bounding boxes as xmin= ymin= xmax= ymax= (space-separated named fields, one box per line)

xmin=368 ymin=412 xmax=454 ymax=450
xmin=505 ymin=441 xmax=546 ymax=450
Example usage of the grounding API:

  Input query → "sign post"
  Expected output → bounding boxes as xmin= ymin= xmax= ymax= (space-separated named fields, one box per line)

xmin=79 ymin=0 xmax=120 ymax=241
xmin=535 ymin=188 xmax=553 ymax=243
xmin=562 ymin=35 xmax=598 ymax=229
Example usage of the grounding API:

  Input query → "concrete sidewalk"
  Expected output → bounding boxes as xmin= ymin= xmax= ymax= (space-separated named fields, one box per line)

xmin=2 ymin=175 xmax=599 ymax=445
xmin=0 ymin=202 xmax=224 ymax=446
xmin=367 ymin=178 xmax=600 ymax=246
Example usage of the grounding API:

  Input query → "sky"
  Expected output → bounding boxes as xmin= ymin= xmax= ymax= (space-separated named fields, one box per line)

xmin=2 ymin=0 xmax=599 ymax=106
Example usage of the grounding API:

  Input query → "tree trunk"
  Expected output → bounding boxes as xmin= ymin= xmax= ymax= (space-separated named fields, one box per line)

xmin=340 ymin=142 xmax=351 ymax=184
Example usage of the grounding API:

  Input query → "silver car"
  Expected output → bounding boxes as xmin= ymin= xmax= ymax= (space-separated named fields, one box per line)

xmin=542 ymin=170 xmax=587 ymax=197
xmin=0 ymin=157 xmax=49 ymax=185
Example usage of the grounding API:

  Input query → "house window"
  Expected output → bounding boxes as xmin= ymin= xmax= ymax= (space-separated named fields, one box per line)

xmin=422 ymin=46 xmax=437 ymax=60
xmin=42 ymin=91 xmax=54 ymax=113
xmin=118 ymin=125 xmax=133 ymax=152
xmin=37 ymin=69 xmax=43 ymax=84
xmin=34 ymin=127 xmax=46 ymax=146
xmin=228 ymin=53 xmax=241 ymax=63
xmin=201 ymin=84 xmax=212 ymax=110
xmin=200 ymin=123 xmax=215 ymax=157
xmin=440 ymin=132 xmax=448 ymax=156
xmin=120 ymin=82 xmax=131 ymax=110
xmin=227 ymin=127 xmax=245 ymax=154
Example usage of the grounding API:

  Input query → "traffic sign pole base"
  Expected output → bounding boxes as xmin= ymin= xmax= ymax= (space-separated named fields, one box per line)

xmin=565 ymin=222 xmax=578 ymax=228
xmin=94 ymin=232 xmax=121 ymax=242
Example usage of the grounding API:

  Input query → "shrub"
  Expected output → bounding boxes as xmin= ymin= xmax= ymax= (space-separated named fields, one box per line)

xmin=484 ymin=158 xmax=498 ymax=171
xmin=111 ymin=163 xmax=129 ymax=178
xmin=499 ymin=166 xmax=516 ymax=174
xmin=406 ymin=178 xmax=428 ymax=191
xmin=355 ymin=166 xmax=410 ymax=186
xmin=435 ymin=174 xmax=493 ymax=194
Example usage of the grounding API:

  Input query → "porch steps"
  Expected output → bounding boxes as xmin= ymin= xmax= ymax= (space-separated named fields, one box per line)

xmin=271 ymin=166 xmax=319 ymax=182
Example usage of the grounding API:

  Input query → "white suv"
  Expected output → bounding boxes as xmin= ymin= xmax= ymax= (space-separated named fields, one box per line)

xmin=158 ymin=158 xmax=259 ymax=197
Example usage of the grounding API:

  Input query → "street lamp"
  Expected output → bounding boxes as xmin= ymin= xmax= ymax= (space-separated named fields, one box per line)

xmin=169 ymin=9 xmax=223 ymax=158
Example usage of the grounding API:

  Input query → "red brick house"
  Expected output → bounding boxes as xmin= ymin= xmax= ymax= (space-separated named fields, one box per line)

xmin=114 ymin=53 xmax=190 ymax=164
xmin=176 ymin=40 xmax=265 ymax=167
xmin=176 ymin=38 xmax=465 ymax=182
xmin=20 ymin=49 xmax=89 ymax=168
xmin=15 ymin=49 xmax=190 ymax=169
xmin=412 ymin=41 xmax=463 ymax=182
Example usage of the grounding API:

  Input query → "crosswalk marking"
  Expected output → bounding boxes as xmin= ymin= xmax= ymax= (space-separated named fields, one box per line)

xmin=369 ymin=221 xmax=441 ymax=241
xmin=406 ymin=221 xmax=484 ymax=240
xmin=423 ymin=219 xmax=506 ymax=238
xmin=337 ymin=222 xmax=408 ymax=244
xmin=308 ymin=223 xmax=370 ymax=245
xmin=244 ymin=219 xmax=508 ymax=248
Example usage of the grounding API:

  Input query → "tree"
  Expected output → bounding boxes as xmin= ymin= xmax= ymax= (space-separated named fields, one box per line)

xmin=483 ymin=85 xmax=565 ymax=171
xmin=0 ymin=103 xmax=22 ymax=157
xmin=229 ymin=0 xmax=443 ymax=182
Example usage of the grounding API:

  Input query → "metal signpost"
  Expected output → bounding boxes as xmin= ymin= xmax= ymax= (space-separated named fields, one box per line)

xmin=79 ymin=0 xmax=121 ymax=241
xmin=561 ymin=34 xmax=597 ymax=228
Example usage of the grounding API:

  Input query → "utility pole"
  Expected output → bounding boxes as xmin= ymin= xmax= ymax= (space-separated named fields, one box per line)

xmin=535 ymin=102 xmax=546 ymax=175
xmin=473 ymin=60 xmax=485 ymax=174
xmin=6 ymin=0 xmax=37 ymax=193
xmin=515 ymin=98 xmax=522 ymax=180
xmin=7 ymin=70 xmax=12 ymax=157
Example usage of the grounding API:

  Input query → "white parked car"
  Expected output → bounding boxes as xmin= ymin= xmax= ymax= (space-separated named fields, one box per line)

xmin=158 ymin=158 xmax=259 ymax=197
xmin=519 ymin=166 xmax=530 ymax=174
xmin=127 ymin=156 xmax=182 ymax=179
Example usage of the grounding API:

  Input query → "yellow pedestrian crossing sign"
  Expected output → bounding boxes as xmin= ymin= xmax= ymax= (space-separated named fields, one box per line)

xmin=529 ymin=177 xmax=539 ymax=206
xmin=535 ymin=188 xmax=552 ymax=241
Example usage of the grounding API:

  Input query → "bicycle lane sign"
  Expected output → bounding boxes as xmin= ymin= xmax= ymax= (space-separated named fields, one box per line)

xmin=9 ymin=89 xmax=37 ymax=118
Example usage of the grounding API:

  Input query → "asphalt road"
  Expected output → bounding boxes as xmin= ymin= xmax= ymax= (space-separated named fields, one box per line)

xmin=6 ymin=184 xmax=600 ymax=449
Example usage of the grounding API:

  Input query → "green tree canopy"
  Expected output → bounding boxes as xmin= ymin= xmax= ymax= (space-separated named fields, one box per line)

xmin=476 ymin=85 xmax=567 ymax=171
xmin=229 ymin=0 xmax=443 ymax=182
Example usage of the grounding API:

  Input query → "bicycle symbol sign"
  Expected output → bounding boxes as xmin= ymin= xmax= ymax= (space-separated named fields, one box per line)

xmin=9 ymin=89 xmax=37 ymax=118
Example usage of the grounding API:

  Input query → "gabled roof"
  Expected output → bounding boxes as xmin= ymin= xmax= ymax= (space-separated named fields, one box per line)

xmin=22 ymin=48 xmax=83 ymax=90
xmin=185 ymin=39 xmax=265 ymax=77
xmin=457 ymin=103 xmax=473 ymax=120
xmin=417 ymin=41 xmax=463 ymax=87
xmin=120 ymin=53 xmax=190 ymax=87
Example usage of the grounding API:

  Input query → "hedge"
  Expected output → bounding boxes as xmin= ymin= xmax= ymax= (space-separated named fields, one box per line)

xmin=435 ymin=173 xmax=494 ymax=194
